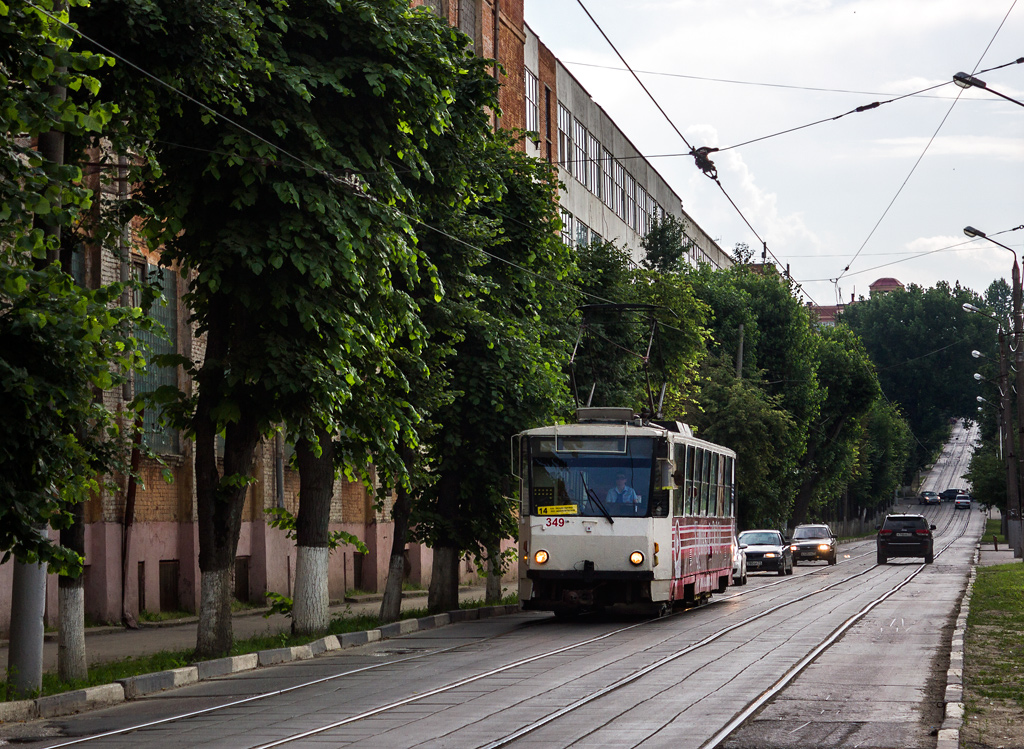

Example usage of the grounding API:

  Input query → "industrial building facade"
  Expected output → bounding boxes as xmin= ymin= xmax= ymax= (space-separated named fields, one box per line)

xmin=1 ymin=0 xmax=729 ymax=634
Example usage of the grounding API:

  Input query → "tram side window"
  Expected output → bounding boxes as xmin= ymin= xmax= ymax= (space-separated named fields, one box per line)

xmin=673 ymin=443 xmax=687 ymax=516
xmin=725 ymin=456 xmax=735 ymax=517
xmin=701 ymin=449 xmax=712 ymax=515
xmin=685 ymin=445 xmax=697 ymax=515
xmin=716 ymin=454 xmax=724 ymax=518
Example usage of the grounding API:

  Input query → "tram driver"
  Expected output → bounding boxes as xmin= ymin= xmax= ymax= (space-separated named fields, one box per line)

xmin=606 ymin=472 xmax=643 ymax=514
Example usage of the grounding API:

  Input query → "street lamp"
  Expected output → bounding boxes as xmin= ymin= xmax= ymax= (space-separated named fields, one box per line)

xmin=953 ymin=72 xmax=1024 ymax=108
xmin=964 ymin=228 xmax=1024 ymax=558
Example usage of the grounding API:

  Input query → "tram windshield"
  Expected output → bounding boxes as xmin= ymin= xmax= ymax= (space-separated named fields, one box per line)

xmin=529 ymin=436 xmax=654 ymax=518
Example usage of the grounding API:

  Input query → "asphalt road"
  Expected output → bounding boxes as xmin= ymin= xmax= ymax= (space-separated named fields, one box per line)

xmin=3 ymin=497 xmax=982 ymax=749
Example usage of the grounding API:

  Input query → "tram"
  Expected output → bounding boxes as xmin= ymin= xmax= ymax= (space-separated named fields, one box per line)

xmin=515 ymin=406 xmax=737 ymax=616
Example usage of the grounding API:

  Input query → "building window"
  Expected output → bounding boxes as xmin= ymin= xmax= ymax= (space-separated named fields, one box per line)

xmin=638 ymin=186 xmax=650 ymax=236
xmin=613 ymin=160 xmax=625 ymax=219
xmin=135 ymin=264 xmax=180 ymax=454
xmin=587 ymin=133 xmax=601 ymax=200
xmin=576 ymin=220 xmax=590 ymax=248
xmin=422 ymin=0 xmax=447 ymax=15
xmin=524 ymin=67 xmax=539 ymax=136
xmin=602 ymin=148 xmax=614 ymax=209
xmin=458 ymin=0 xmax=476 ymax=42
xmin=625 ymin=172 xmax=637 ymax=231
xmin=560 ymin=208 xmax=574 ymax=246
xmin=591 ymin=230 xmax=602 ymax=245
xmin=572 ymin=119 xmax=587 ymax=187
xmin=557 ymin=104 xmax=572 ymax=170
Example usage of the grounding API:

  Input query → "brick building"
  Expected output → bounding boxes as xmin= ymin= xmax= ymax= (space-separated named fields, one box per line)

xmin=1 ymin=0 xmax=727 ymax=634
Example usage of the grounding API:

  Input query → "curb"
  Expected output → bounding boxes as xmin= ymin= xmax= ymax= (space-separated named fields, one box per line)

xmin=936 ymin=544 xmax=978 ymax=749
xmin=0 ymin=603 xmax=520 ymax=724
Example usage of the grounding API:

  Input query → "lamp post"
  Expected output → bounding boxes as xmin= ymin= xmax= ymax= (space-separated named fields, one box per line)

xmin=954 ymin=72 xmax=1024 ymax=108
xmin=965 ymin=228 xmax=1024 ymax=557
xmin=966 ymin=298 xmax=1023 ymax=557
xmin=977 ymin=395 xmax=1003 ymax=459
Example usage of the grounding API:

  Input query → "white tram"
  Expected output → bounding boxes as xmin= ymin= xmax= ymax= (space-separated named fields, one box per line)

xmin=516 ymin=406 xmax=737 ymax=615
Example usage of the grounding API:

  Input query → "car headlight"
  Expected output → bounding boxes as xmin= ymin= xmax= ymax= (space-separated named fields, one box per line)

xmin=629 ymin=551 xmax=644 ymax=565
xmin=764 ymin=552 xmax=777 ymax=558
xmin=534 ymin=550 xmax=549 ymax=564
xmin=790 ymin=545 xmax=798 ymax=551
xmin=818 ymin=544 xmax=831 ymax=551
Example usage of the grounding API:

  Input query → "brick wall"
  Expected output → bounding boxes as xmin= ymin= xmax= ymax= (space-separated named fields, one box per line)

xmin=538 ymin=40 xmax=558 ymax=164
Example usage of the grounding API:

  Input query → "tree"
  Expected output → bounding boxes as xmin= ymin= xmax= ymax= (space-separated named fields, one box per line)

xmin=414 ymin=131 xmax=578 ymax=614
xmin=1 ymin=0 xmax=153 ymax=692
xmin=789 ymin=325 xmax=879 ymax=528
xmin=841 ymin=282 xmax=990 ymax=469
xmin=847 ymin=400 xmax=913 ymax=520
xmin=78 ymin=0 xmax=506 ymax=656
xmin=684 ymin=356 xmax=798 ymax=529
xmin=640 ymin=214 xmax=691 ymax=274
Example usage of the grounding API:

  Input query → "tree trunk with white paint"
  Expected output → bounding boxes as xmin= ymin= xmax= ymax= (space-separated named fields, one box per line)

xmin=196 ymin=568 xmax=232 ymax=657
xmin=428 ymin=546 xmax=459 ymax=614
xmin=292 ymin=546 xmax=329 ymax=634
xmin=57 ymin=582 xmax=86 ymax=681
xmin=292 ymin=425 xmax=335 ymax=636
xmin=58 ymin=504 xmax=87 ymax=682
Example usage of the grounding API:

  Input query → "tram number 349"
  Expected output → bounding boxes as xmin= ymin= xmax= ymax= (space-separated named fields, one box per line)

xmin=544 ymin=517 xmax=567 ymax=527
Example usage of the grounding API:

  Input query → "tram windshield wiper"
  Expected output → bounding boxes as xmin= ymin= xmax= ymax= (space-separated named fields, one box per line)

xmin=580 ymin=473 xmax=614 ymax=525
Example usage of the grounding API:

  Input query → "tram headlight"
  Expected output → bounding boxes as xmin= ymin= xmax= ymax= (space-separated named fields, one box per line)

xmin=534 ymin=550 xmax=549 ymax=565
xmin=629 ymin=551 xmax=644 ymax=566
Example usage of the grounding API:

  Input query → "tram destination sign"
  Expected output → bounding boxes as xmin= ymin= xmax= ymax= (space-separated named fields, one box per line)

xmin=536 ymin=505 xmax=578 ymax=516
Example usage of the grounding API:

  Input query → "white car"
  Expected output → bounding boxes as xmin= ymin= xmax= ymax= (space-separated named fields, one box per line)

xmin=954 ymin=494 xmax=972 ymax=510
xmin=732 ymin=538 xmax=747 ymax=586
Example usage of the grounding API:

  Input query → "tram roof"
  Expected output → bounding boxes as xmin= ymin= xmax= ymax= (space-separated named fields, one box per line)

xmin=518 ymin=420 xmax=736 ymax=457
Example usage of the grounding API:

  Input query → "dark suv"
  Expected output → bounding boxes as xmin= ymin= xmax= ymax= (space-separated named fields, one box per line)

xmin=790 ymin=524 xmax=837 ymax=565
xmin=876 ymin=514 xmax=935 ymax=564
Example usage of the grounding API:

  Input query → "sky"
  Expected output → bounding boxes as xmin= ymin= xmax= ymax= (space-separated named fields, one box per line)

xmin=524 ymin=0 xmax=1024 ymax=307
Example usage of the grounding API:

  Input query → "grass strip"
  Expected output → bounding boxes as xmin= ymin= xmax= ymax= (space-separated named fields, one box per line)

xmin=2 ymin=593 xmax=518 ymax=702
xmin=964 ymin=563 xmax=1024 ymax=715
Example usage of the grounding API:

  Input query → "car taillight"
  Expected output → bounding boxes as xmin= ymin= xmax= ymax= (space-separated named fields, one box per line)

xmin=879 ymin=529 xmax=893 ymax=536
xmin=915 ymin=529 xmax=930 ymax=535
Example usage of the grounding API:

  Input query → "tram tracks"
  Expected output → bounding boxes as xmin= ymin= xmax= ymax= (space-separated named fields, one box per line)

xmin=39 ymin=510 xmax=975 ymax=749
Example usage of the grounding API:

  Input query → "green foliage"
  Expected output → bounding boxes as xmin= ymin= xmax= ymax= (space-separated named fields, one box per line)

xmin=841 ymin=281 xmax=990 ymax=469
xmin=264 ymin=507 xmax=368 ymax=554
xmin=413 ymin=128 xmax=578 ymax=561
xmin=847 ymin=400 xmax=913 ymax=514
xmin=965 ymin=442 xmax=1006 ymax=514
xmin=640 ymin=214 xmax=692 ymax=274
xmin=684 ymin=355 xmax=798 ymax=528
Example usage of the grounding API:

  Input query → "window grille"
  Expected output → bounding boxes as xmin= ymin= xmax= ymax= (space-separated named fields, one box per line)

xmin=572 ymin=119 xmax=587 ymax=186
xmin=560 ymin=209 xmax=574 ymax=246
xmin=587 ymin=133 xmax=601 ymax=199
xmin=576 ymin=220 xmax=590 ymax=248
xmin=135 ymin=265 xmax=180 ymax=454
xmin=557 ymin=104 xmax=572 ymax=170
xmin=524 ymin=68 xmax=539 ymax=135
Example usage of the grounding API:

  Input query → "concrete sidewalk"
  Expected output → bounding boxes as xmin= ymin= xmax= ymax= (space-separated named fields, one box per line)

xmin=1 ymin=584 xmax=511 ymax=676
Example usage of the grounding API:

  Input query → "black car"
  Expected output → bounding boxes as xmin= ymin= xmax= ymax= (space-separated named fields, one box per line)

xmin=790 ymin=524 xmax=837 ymax=565
xmin=939 ymin=488 xmax=964 ymax=502
xmin=738 ymin=529 xmax=793 ymax=576
xmin=876 ymin=514 xmax=935 ymax=564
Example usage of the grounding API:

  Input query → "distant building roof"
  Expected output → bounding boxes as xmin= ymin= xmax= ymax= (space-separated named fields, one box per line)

xmin=869 ymin=277 xmax=904 ymax=296
xmin=809 ymin=304 xmax=843 ymax=327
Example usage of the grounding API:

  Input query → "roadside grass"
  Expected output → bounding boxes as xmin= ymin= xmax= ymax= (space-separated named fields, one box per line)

xmin=983 ymin=517 xmax=1007 ymax=546
xmin=964 ymin=563 xmax=1024 ymax=715
xmin=1 ymin=593 xmax=517 ymax=702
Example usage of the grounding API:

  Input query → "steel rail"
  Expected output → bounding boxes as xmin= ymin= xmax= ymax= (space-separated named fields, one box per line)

xmin=479 ymin=507 xmax=975 ymax=749
xmin=40 ymin=490 xmax=972 ymax=749
xmin=245 ymin=560 xmax=903 ymax=748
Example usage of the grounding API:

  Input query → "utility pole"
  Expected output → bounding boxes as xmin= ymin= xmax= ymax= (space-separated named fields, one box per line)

xmin=1012 ymin=261 xmax=1024 ymax=557
xmin=998 ymin=330 xmax=1020 ymax=554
